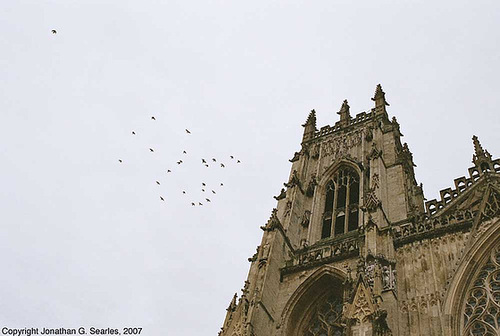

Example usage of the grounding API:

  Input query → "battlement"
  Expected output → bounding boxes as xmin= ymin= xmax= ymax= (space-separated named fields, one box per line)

xmin=309 ymin=110 xmax=375 ymax=142
xmin=424 ymin=158 xmax=500 ymax=215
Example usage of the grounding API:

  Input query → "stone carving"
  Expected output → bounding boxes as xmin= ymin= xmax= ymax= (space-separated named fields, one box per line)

xmin=273 ymin=188 xmax=286 ymax=201
xmin=367 ymin=142 xmax=382 ymax=160
xmin=372 ymin=173 xmax=380 ymax=189
xmin=284 ymin=170 xmax=303 ymax=193
xmin=289 ymin=151 xmax=300 ymax=162
xmin=283 ymin=201 xmax=292 ymax=217
xmin=260 ymin=208 xmax=279 ymax=232
xmin=319 ymin=130 xmax=363 ymax=160
xmin=300 ymin=210 xmax=311 ymax=228
xmin=363 ymin=189 xmax=381 ymax=212
xmin=305 ymin=174 xmax=318 ymax=197
xmin=311 ymin=144 xmax=320 ymax=159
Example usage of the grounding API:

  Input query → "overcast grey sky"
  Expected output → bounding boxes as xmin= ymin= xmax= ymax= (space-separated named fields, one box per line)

xmin=0 ymin=1 xmax=499 ymax=335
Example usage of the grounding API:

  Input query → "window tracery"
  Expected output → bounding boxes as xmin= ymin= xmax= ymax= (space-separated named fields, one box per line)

xmin=303 ymin=292 xmax=344 ymax=336
xmin=321 ymin=166 xmax=360 ymax=239
xmin=463 ymin=244 xmax=500 ymax=335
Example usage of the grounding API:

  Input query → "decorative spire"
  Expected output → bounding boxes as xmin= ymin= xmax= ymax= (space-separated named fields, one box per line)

xmin=372 ymin=84 xmax=389 ymax=115
xmin=337 ymin=99 xmax=351 ymax=127
xmin=472 ymin=135 xmax=493 ymax=171
xmin=227 ymin=293 xmax=238 ymax=311
xmin=302 ymin=109 xmax=317 ymax=141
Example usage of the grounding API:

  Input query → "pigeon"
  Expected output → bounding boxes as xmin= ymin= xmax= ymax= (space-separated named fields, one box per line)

xmin=205 ymin=198 xmax=211 ymax=202
xmin=160 ymin=196 xmax=165 ymax=201
xmin=212 ymin=158 xmax=216 ymax=162
xmin=202 ymin=189 xmax=205 ymax=192
xmin=202 ymin=159 xmax=206 ymax=163
xmin=237 ymin=160 xmax=241 ymax=163
xmin=220 ymin=163 xmax=225 ymax=168
xmin=51 ymin=30 xmax=57 ymax=34
xmin=149 ymin=148 xmax=154 ymax=152
xmin=183 ymin=150 xmax=187 ymax=154
xmin=198 ymin=202 xmax=203 ymax=206
xmin=202 ymin=183 xmax=206 ymax=186
xmin=132 ymin=131 xmax=136 ymax=135
xmin=118 ymin=159 xmax=123 ymax=163
xmin=151 ymin=116 xmax=156 ymax=120
xmin=185 ymin=129 xmax=191 ymax=134
xmin=167 ymin=170 xmax=171 ymax=173
xmin=191 ymin=202 xmax=195 ymax=206
xmin=212 ymin=190 xmax=216 ymax=194
xmin=230 ymin=156 xmax=234 ymax=159
xmin=156 ymin=181 xmax=160 ymax=185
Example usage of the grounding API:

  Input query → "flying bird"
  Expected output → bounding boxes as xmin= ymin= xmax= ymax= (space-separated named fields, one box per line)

xmin=202 ymin=189 xmax=205 ymax=192
xmin=183 ymin=150 xmax=187 ymax=154
xmin=198 ymin=202 xmax=203 ymax=206
xmin=191 ymin=202 xmax=195 ymax=206
xmin=220 ymin=183 xmax=224 ymax=186
xmin=230 ymin=156 xmax=234 ymax=159
xmin=204 ymin=164 xmax=209 ymax=167
xmin=149 ymin=148 xmax=154 ymax=152
xmin=182 ymin=191 xmax=186 ymax=194
xmin=151 ymin=116 xmax=156 ymax=120
xmin=202 ymin=159 xmax=206 ymax=163
xmin=160 ymin=196 xmax=165 ymax=201
xmin=212 ymin=158 xmax=216 ymax=162
xmin=132 ymin=131 xmax=136 ymax=135
xmin=202 ymin=183 xmax=206 ymax=186
xmin=237 ymin=160 xmax=241 ymax=163
xmin=185 ymin=129 xmax=191 ymax=134
xmin=212 ymin=190 xmax=216 ymax=194
xmin=220 ymin=163 xmax=225 ymax=168
xmin=51 ymin=29 xmax=57 ymax=34
xmin=118 ymin=159 xmax=123 ymax=163
xmin=205 ymin=198 xmax=211 ymax=202
xmin=156 ymin=181 xmax=160 ymax=185
xmin=177 ymin=160 xmax=183 ymax=164
xmin=167 ymin=170 xmax=171 ymax=173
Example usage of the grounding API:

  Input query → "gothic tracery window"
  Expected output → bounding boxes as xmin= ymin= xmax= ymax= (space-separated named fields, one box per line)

xmin=304 ymin=292 xmax=344 ymax=336
xmin=462 ymin=244 xmax=500 ymax=335
xmin=321 ymin=166 xmax=360 ymax=239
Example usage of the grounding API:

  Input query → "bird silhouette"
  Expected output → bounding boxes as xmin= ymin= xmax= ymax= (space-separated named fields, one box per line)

xmin=182 ymin=191 xmax=186 ymax=194
xmin=160 ymin=196 xmax=165 ymax=201
xmin=202 ymin=183 xmax=206 ymax=186
xmin=202 ymin=189 xmax=205 ymax=192
xmin=212 ymin=158 xmax=216 ymax=162
xmin=205 ymin=198 xmax=211 ymax=202
xmin=220 ymin=163 xmax=225 ymax=168
xmin=191 ymin=202 xmax=195 ymax=206
xmin=230 ymin=156 xmax=234 ymax=159
xmin=204 ymin=164 xmax=209 ymax=167
xmin=118 ymin=159 xmax=123 ymax=163
xmin=151 ymin=116 xmax=156 ymax=120
xmin=220 ymin=183 xmax=224 ymax=186
xmin=156 ymin=181 xmax=160 ymax=185
xmin=237 ymin=160 xmax=241 ymax=163
xmin=183 ymin=150 xmax=187 ymax=154
xmin=177 ymin=160 xmax=183 ymax=164
xmin=149 ymin=148 xmax=154 ymax=152
xmin=167 ymin=170 xmax=171 ymax=173
xmin=132 ymin=131 xmax=136 ymax=135
xmin=185 ymin=129 xmax=191 ymax=134
xmin=212 ymin=190 xmax=216 ymax=194
xmin=202 ymin=159 xmax=206 ymax=163
xmin=51 ymin=29 xmax=57 ymax=34
xmin=198 ymin=202 xmax=203 ymax=206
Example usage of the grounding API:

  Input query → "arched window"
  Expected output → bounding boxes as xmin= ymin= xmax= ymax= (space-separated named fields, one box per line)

xmin=462 ymin=244 xmax=500 ymax=335
xmin=321 ymin=166 xmax=360 ymax=239
xmin=303 ymin=291 xmax=344 ymax=336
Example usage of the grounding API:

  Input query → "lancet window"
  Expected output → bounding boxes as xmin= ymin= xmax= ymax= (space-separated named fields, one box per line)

xmin=303 ymin=292 xmax=344 ymax=336
xmin=321 ymin=166 xmax=360 ymax=239
xmin=462 ymin=244 xmax=500 ymax=335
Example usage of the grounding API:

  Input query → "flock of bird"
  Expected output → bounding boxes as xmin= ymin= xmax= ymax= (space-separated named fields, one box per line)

xmin=118 ymin=116 xmax=242 ymax=206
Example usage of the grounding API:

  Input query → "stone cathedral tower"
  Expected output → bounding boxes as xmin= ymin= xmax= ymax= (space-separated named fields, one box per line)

xmin=219 ymin=85 xmax=500 ymax=336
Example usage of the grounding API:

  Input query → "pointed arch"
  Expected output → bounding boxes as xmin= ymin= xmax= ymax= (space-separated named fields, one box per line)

xmin=442 ymin=216 xmax=500 ymax=335
xmin=279 ymin=266 xmax=347 ymax=336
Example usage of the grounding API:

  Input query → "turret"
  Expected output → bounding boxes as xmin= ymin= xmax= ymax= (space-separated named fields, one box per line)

xmin=371 ymin=84 xmax=389 ymax=117
xmin=302 ymin=109 xmax=317 ymax=142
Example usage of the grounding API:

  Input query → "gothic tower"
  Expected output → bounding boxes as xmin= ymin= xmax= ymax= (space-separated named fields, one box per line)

xmin=220 ymin=85 xmax=500 ymax=336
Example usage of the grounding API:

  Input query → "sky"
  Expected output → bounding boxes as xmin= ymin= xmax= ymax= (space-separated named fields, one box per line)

xmin=0 ymin=1 xmax=499 ymax=335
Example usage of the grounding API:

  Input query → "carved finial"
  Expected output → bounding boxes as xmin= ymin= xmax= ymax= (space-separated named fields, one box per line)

xmin=302 ymin=109 xmax=317 ymax=127
xmin=372 ymin=84 xmax=389 ymax=116
xmin=337 ymin=99 xmax=351 ymax=126
xmin=472 ymin=135 xmax=493 ymax=171
xmin=227 ymin=293 xmax=238 ymax=311
xmin=302 ymin=109 xmax=317 ymax=141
